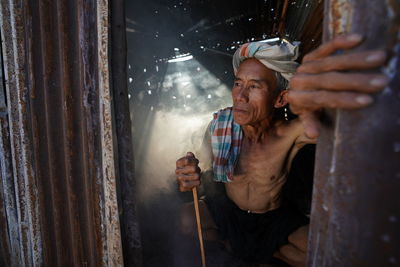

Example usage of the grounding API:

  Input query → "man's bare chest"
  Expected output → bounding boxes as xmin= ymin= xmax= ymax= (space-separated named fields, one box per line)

xmin=233 ymin=137 xmax=295 ymax=184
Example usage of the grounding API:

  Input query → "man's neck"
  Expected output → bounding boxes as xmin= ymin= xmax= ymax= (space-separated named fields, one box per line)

xmin=242 ymin=119 xmax=274 ymax=143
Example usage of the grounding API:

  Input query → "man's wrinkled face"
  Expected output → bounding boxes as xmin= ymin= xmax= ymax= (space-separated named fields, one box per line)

xmin=232 ymin=58 xmax=278 ymax=126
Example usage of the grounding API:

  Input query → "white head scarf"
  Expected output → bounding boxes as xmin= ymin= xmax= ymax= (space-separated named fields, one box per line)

xmin=233 ymin=40 xmax=300 ymax=81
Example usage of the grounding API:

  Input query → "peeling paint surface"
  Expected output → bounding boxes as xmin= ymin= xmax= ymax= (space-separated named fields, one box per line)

xmin=329 ymin=0 xmax=353 ymax=37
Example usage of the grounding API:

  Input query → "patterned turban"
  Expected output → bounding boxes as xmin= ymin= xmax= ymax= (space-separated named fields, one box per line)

xmin=233 ymin=40 xmax=300 ymax=81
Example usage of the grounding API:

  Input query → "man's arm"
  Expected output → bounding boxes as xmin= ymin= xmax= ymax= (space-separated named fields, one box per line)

xmin=287 ymin=34 xmax=388 ymax=138
xmin=292 ymin=118 xmax=317 ymax=147
xmin=296 ymin=130 xmax=317 ymax=146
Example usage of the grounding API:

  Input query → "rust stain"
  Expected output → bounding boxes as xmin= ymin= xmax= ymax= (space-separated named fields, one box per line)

xmin=330 ymin=0 xmax=354 ymax=37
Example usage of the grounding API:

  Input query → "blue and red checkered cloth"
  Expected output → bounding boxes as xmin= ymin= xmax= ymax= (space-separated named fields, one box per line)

xmin=209 ymin=107 xmax=243 ymax=182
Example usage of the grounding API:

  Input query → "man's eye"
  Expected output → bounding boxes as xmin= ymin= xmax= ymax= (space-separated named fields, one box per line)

xmin=234 ymin=82 xmax=241 ymax=87
xmin=250 ymin=85 xmax=259 ymax=89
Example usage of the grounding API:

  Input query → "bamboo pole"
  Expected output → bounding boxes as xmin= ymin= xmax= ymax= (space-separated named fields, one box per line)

xmin=192 ymin=187 xmax=206 ymax=267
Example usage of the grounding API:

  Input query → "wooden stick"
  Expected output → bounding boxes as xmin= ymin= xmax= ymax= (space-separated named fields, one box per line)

xmin=192 ymin=187 xmax=206 ymax=267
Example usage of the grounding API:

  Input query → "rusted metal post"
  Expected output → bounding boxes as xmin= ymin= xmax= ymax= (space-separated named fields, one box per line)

xmin=110 ymin=0 xmax=143 ymax=266
xmin=308 ymin=0 xmax=400 ymax=266
xmin=0 ymin=39 xmax=14 ymax=267
xmin=277 ymin=0 xmax=290 ymax=36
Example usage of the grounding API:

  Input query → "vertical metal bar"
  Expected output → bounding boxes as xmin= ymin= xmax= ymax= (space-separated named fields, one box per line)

xmin=277 ymin=0 xmax=290 ymax=36
xmin=308 ymin=0 xmax=400 ymax=266
xmin=97 ymin=0 xmax=124 ymax=265
xmin=110 ymin=0 xmax=143 ymax=266
xmin=0 ymin=0 xmax=43 ymax=265
xmin=0 ymin=32 xmax=13 ymax=267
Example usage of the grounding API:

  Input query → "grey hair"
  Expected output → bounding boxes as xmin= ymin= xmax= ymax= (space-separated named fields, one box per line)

xmin=275 ymin=71 xmax=289 ymax=91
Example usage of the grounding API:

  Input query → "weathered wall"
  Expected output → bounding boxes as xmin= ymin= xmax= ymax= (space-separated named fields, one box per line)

xmin=0 ymin=0 xmax=123 ymax=266
xmin=308 ymin=0 xmax=400 ymax=266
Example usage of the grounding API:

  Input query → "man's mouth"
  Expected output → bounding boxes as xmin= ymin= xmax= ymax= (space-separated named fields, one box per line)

xmin=233 ymin=107 xmax=248 ymax=113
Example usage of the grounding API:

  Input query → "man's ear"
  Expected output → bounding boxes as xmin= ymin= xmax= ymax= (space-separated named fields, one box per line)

xmin=274 ymin=89 xmax=288 ymax=108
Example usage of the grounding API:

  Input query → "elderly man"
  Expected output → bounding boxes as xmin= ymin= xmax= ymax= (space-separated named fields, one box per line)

xmin=175 ymin=34 xmax=387 ymax=266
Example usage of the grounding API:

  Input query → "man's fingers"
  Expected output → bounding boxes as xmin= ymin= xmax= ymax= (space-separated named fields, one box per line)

xmin=292 ymin=33 xmax=385 ymax=140
xmin=178 ymin=179 xmax=201 ymax=192
xmin=290 ymin=73 xmax=388 ymax=93
xmin=176 ymin=157 xmax=186 ymax=168
xmin=303 ymin=34 xmax=363 ymax=62
xmin=176 ymin=155 xmax=199 ymax=168
xmin=179 ymin=183 xmax=200 ymax=192
xmin=177 ymin=172 xmax=201 ymax=182
xmin=298 ymin=50 xmax=386 ymax=74
xmin=177 ymin=172 xmax=201 ymax=192
xmin=185 ymin=152 xmax=199 ymax=165
xmin=287 ymin=90 xmax=374 ymax=110
xmin=175 ymin=165 xmax=201 ymax=175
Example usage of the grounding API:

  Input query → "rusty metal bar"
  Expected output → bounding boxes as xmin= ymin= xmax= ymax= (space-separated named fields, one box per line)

xmin=97 ymin=0 xmax=124 ymax=265
xmin=272 ymin=0 xmax=284 ymax=36
xmin=0 ymin=0 xmax=123 ymax=265
xmin=0 ymin=0 xmax=43 ymax=264
xmin=110 ymin=0 xmax=143 ymax=266
xmin=308 ymin=0 xmax=400 ymax=266
xmin=277 ymin=0 xmax=290 ymax=36
xmin=0 ymin=36 xmax=13 ymax=267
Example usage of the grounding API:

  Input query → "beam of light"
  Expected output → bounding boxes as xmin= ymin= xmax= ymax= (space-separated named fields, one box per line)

xmin=260 ymin=37 xmax=280 ymax=43
xmin=203 ymin=47 xmax=232 ymax=57
xmin=126 ymin=28 xmax=136 ymax=33
xmin=282 ymin=39 xmax=301 ymax=47
xmin=167 ymin=54 xmax=194 ymax=63
xmin=135 ymin=56 xmax=232 ymax=198
xmin=138 ymin=111 xmax=212 ymax=199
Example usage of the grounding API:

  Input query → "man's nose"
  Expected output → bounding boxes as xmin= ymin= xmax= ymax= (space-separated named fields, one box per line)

xmin=235 ymin=87 xmax=249 ymax=102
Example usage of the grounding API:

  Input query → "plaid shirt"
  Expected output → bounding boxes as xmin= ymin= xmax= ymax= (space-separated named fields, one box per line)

xmin=209 ymin=107 xmax=243 ymax=182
